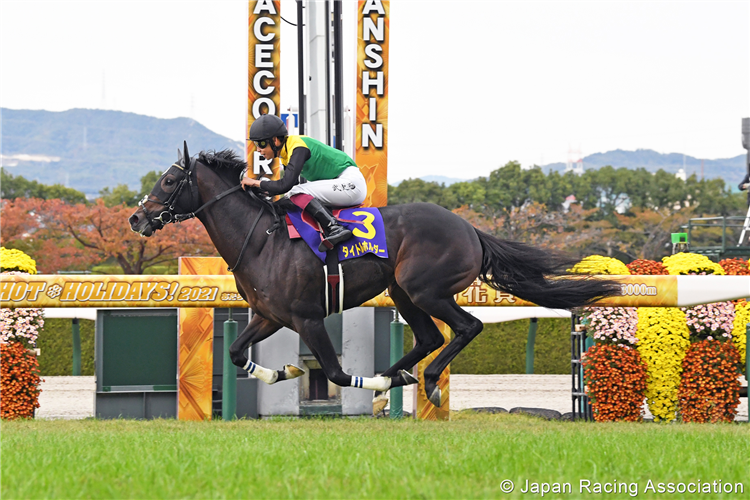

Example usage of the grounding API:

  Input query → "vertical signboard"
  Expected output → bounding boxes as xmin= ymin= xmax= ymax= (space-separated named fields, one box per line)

xmin=177 ymin=257 xmax=232 ymax=421
xmin=248 ymin=0 xmax=281 ymax=181
xmin=356 ymin=0 xmax=389 ymax=208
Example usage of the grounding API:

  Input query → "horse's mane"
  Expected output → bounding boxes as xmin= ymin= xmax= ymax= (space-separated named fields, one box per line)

xmin=198 ymin=149 xmax=247 ymax=172
xmin=197 ymin=148 xmax=295 ymax=216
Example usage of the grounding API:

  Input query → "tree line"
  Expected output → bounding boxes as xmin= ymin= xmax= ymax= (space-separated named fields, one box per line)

xmin=387 ymin=162 xmax=747 ymax=262
xmin=2 ymin=162 xmax=746 ymax=273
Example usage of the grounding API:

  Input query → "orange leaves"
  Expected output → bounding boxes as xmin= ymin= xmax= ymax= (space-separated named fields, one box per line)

xmin=678 ymin=340 xmax=741 ymax=423
xmin=1 ymin=198 xmax=218 ymax=274
xmin=583 ymin=344 xmax=648 ymax=422
xmin=0 ymin=341 xmax=42 ymax=420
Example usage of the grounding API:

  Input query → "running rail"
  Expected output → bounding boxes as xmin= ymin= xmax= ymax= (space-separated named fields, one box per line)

xmin=1 ymin=274 xmax=749 ymax=308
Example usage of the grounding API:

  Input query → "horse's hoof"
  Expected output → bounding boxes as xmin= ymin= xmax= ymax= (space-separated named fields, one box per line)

xmin=372 ymin=394 xmax=388 ymax=416
xmin=428 ymin=386 xmax=442 ymax=407
xmin=399 ymin=369 xmax=418 ymax=385
xmin=284 ymin=364 xmax=305 ymax=379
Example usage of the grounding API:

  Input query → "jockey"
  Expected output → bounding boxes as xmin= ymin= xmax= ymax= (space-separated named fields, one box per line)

xmin=241 ymin=114 xmax=367 ymax=251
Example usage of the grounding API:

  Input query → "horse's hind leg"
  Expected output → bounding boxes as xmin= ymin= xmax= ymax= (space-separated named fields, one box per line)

xmin=409 ymin=297 xmax=484 ymax=407
xmin=229 ymin=313 xmax=305 ymax=384
xmin=379 ymin=284 xmax=445 ymax=384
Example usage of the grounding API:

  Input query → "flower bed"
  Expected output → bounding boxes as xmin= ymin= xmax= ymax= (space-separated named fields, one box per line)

xmin=636 ymin=307 xmax=690 ymax=422
xmin=583 ymin=344 xmax=647 ymax=422
xmin=1 ymin=248 xmax=44 ymax=420
xmin=678 ymin=340 xmax=741 ymax=423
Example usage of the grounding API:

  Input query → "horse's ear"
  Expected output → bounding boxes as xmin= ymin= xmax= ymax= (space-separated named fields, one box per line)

xmin=177 ymin=148 xmax=184 ymax=163
xmin=183 ymin=141 xmax=190 ymax=166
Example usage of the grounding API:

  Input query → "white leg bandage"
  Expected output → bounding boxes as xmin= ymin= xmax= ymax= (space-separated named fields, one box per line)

xmin=243 ymin=360 xmax=279 ymax=385
xmin=351 ymin=376 xmax=392 ymax=392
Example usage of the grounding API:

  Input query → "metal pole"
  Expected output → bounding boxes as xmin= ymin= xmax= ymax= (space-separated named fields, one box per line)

xmin=72 ymin=318 xmax=81 ymax=376
xmin=332 ymin=0 xmax=344 ymax=150
xmin=296 ymin=0 xmax=306 ymax=135
xmin=390 ymin=310 xmax=404 ymax=419
xmin=525 ymin=318 xmax=538 ymax=374
xmin=222 ymin=309 xmax=238 ymax=420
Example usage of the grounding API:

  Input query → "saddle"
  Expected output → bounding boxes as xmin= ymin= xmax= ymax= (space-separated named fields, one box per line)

xmin=284 ymin=204 xmax=388 ymax=316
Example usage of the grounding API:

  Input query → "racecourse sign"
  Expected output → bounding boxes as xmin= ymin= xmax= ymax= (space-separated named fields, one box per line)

xmin=2 ymin=274 xmax=749 ymax=309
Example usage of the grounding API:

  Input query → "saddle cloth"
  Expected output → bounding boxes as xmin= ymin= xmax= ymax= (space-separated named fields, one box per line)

xmin=285 ymin=206 xmax=389 ymax=263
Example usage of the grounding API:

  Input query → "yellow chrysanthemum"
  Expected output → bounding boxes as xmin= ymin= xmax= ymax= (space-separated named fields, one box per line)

xmin=569 ymin=255 xmax=630 ymax=275
xmin=731 ymin=302 xmax=749 ymax=365
xmin=662 ymin=253 xmax=724 ymax=276
xmin=0 ymin=247 xmax=37 ymax=275
xmin=636 ymin=307 xmax=690 ymax=422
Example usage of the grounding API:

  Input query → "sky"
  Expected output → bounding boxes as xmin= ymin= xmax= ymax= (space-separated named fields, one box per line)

xmin=1 ymin=0 xmax=749 ymax=183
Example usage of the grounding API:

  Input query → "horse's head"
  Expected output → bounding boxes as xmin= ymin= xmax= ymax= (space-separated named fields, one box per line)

xmin=129 ymin=141 xmax=201 ymax=236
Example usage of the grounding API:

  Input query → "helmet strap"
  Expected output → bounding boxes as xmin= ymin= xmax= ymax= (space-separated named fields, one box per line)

xmin=270 ymin=136 xmax=285 ymax=157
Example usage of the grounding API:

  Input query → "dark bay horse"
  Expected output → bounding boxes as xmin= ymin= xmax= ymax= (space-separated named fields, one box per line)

xmin=129 ymin=144 xmax=619 ymax=407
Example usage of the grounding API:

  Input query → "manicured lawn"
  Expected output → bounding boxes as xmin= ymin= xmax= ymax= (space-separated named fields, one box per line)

xmin=2 ymin=413 xmax=747 ymax=499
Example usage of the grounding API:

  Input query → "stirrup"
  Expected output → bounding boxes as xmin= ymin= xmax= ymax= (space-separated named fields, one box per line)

xmin=319 ymin=225 xmax=352 ymax=251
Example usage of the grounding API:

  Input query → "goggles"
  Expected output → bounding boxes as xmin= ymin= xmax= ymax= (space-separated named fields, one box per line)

xmin=253 ymin=139 xmax=272 ymax=149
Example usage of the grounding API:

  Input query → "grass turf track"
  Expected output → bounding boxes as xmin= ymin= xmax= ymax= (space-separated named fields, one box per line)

xmin=2 ymin=412 xmax=748 ymax=499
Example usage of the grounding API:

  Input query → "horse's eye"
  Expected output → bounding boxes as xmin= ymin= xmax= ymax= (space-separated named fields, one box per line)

xmin=165 ymin=178 xmax=175 ymax=186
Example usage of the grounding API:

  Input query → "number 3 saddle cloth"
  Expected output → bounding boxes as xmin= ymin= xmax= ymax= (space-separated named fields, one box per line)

xmin=285 ymin=206 xmax=389 ymax=262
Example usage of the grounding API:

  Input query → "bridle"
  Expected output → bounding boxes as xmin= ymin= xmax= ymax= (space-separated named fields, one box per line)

xmin=138 ymin=153 xmax=282 ymax=272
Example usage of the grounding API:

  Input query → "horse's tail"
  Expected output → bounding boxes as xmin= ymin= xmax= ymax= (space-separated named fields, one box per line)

xmin=474 ymin=229 xmax=621 ymax=309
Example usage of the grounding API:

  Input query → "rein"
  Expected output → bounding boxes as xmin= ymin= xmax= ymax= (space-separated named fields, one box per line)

xmin=140 ymin=158 xmax=283 ymax=272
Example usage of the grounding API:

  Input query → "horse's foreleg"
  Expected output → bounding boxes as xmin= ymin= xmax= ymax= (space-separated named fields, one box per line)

xmin=296 ymin=317 xmax=395 ymax=392
xmin=229 ymin=314 xmax=305 ymax=385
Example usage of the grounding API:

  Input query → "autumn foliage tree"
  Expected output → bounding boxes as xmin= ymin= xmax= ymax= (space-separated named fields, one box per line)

xmin=1 ymin=198 xmax=218 ymax=274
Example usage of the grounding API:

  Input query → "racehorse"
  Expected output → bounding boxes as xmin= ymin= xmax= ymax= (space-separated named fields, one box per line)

xmin=129 ymin=143 xmax=620 ymax=407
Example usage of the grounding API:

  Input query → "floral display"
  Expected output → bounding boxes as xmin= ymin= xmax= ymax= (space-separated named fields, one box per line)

xmin=0 ymin=308 xmax=44 ymax=348
xmin=583 ymin=344 xmax=647 ymax=422
xmin=731 ymin=301 xmax=748 ymax=365
xmin=678 ymin=340 xmax=741 ymax=423
xmin=0 ymin=341 xmax=42 ymax=419
xmin=568 ymin=255 xmax=630 ymax=275
xmin=581 ymin=307 xmax=639 ymax=346
xmin=636 ymin=307 xmax=690 ymax=422
xmin=626 ymin=259 xmax=668 ymax=275
xmin=718 ymin=257 xmax=750 ymax=275
xmin=0 ymin=247 xmax=38 ymax=274
xmin=0 ymin=248 xmax=43 ymax=420
xmin=662 ymin=253 xmax=725 ymax=276
xmin=682 ymin=302 xmax=735 ymax=343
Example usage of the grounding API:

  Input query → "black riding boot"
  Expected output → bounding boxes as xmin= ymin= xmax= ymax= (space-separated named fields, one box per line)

xmin=304 ymin=198 xmax=353 ymax=251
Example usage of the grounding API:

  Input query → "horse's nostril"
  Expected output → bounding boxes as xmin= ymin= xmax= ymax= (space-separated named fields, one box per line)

xmin=129 ymin=214 xmax=140 ymax=226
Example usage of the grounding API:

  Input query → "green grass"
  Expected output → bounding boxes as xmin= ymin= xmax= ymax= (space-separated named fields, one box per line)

xmin=2 ymin=414 xmax=748 ymax=499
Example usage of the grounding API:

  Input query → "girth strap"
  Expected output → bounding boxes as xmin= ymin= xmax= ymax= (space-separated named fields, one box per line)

xmin=324 ymin=249 xmax=344 ymax=316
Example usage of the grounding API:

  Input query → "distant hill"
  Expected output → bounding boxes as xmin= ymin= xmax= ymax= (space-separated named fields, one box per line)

xmin=1 ymin=108 xmax=244 ymax=198
xmin=391 ymin=175 xmax=468 ymax=187
xmin=542 ymin=148 xmax=747 ymax=186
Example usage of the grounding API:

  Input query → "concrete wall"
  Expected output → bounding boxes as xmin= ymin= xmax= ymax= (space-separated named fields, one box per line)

xmin=341 ymin=307 xmax=375 ymax=415
xmin=255 ymin=327 xmax=300 ymax=416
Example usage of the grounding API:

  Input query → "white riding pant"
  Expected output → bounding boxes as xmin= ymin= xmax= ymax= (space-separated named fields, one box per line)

xmin=287 ymin=166 xmax=367 ymax=206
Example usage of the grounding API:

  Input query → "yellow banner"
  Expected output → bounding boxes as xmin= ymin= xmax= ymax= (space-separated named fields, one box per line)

xmin=0 ymin=274 xmax=684 ymax=309
xmin=361 ymin=276 xmax=680 ymax=308
xmin=248 ymin=0 xmax=281 ymax=181
xmin=0 ymin=274 xmax=249 ymax=309
xmin=356 ymin=0 xmax=389 ymax=208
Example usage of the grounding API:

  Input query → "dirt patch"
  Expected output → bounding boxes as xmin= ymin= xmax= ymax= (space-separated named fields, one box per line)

xmin=36 ymin=374 xmax=748 ymax=421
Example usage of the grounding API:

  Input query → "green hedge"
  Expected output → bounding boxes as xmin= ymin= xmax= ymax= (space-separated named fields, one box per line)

xmin=403 ymin=318 xmax=571 ymax=374
xmin=37 ymin=318 xmax=95 ymax=376
xmin=35 ymin=317 xmax=570 ymax=376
